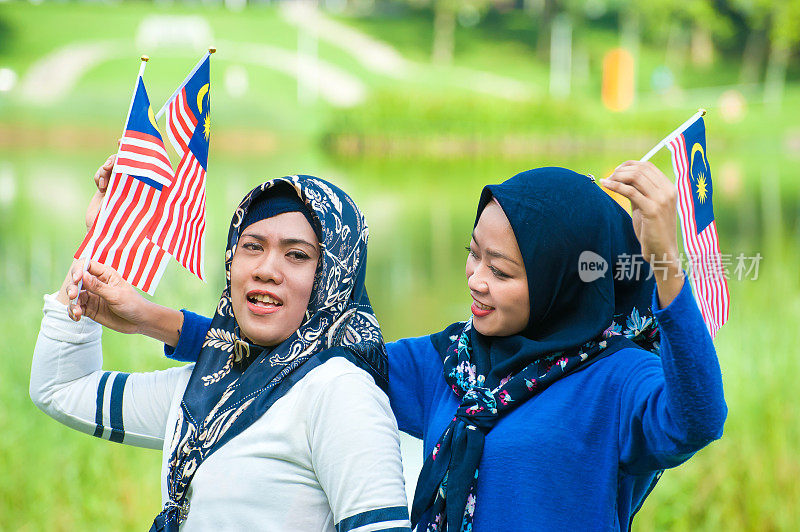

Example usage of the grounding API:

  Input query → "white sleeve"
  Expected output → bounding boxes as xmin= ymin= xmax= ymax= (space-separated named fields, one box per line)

xmin=307 ymin=365 xmax=411 ymax=532
xmin=30 ymin=292 xmax=191 ymax=450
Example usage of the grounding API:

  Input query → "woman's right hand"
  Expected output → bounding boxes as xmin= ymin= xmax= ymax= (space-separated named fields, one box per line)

xmin=63 ymin=259 xmax=185 ymax=346
xmin=65 ymin=260 xmax=150 ymax=335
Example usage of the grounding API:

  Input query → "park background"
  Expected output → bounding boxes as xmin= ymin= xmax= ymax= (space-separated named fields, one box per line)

xmin=0 ymin=0 xmax=798 ymax=529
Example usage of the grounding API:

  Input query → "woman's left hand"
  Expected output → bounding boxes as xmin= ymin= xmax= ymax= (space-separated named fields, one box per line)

xmin=601 ymin=161 xmax=684 ymax=307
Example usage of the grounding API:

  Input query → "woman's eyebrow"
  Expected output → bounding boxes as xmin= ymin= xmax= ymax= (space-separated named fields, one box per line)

xmin=471 ymin=231 xmax=521 ymax=266
xmin=280 ymin=237 xmax=319 ymax=251
xmin=485 ymin=248 xmax=521 ymax=266
xmin=241 ymin=233 xmax=318 ymax=252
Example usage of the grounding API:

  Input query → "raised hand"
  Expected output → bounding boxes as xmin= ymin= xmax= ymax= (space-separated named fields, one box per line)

xmin=62 ymin=259 xmax=147 ymax=334
xmin=57 ymin=259 xmax=184 ymax=346
xmin=601 ymin=161 xmax=684 ymax=307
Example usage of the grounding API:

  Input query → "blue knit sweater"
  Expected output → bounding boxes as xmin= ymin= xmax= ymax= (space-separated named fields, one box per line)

xmin=166 ymin=280 xmax=726 ymax=531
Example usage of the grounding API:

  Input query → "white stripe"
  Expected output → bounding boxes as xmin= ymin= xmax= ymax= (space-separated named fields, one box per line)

xmin=114 ymin=164 xmax=172 ymax=188
xmin=93 ymin=175 xmax=136 ymax=263
xmin=142 ymin=244 xmax=171 ymax=295
xmin=122 ymin=190 xmax=162 ymax=285
xmin=121 ymin=135 xmax=171 ymax=160
xmin=152 ymin=151 xmax=192 ymax=245
xmin=174 ymin=158 xmax=201 ymax=260
xmin=182 ymin=177 xmax=206 ymax=274
xmin=671 ymin=136 xmax=712 ymax=330
xmin=119 ymin=138 xmax=173 ymax=173
xmin=177 ymin=164 xmax=204 ymax=263
xmin=348 ymin=520 xmax=412 ymax=532
xmin=109 ymin=182 xmax=152 ymax=272
xmin=101 ymin=370 xmax=118 ymax=439
xmin=161 ymin=155 xmax=196 ymax=252
xmin=176 ymin=90 xmax=196 ymax=133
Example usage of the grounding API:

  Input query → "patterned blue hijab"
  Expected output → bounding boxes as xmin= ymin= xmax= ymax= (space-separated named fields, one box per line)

xmin=151 ymin=176 xmax=387 ymax=531
xmin=411 ymin=168 xmax=660 ymax=531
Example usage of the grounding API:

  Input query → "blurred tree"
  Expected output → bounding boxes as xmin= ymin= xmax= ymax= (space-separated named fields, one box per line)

xmin=732 ymin=0 xmax=800 ymax=110
xmin=429 ymin=0 xmax=492 ymax=64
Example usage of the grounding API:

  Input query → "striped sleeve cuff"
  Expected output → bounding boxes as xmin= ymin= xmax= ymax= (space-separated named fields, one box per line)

xmin=335 ymin=506 xmax=411 ymax=532
xmin=91 ymin=371 xmax=130 ymax=443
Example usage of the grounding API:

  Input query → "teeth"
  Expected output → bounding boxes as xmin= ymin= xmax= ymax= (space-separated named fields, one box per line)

xmin=475 ymin=301 xmax=493 ymax=310
xmin=252 ymin=293 xmax=282 ymax=305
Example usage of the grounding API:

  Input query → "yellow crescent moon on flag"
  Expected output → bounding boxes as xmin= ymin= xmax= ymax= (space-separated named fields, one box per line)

xmin=690 ymin=143 xmax=706 ymax=176
xmin=197 ymin=83 xmax=209 ymax=113
xmin=148 ymin=106 xmax=160 ymax=132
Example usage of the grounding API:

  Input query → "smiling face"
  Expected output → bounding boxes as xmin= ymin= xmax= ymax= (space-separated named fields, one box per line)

xmin=465 ymin=200 xmax=530 ymax=337
xmin=230 ymin=211 xmax=320 ymax=347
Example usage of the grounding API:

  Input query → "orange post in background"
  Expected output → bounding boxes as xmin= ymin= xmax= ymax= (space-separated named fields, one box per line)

xmin=602 ymin=48 xmax=634 ymax=112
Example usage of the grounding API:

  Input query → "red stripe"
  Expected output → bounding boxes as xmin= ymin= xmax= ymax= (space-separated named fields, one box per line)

xmin=175 ymin=161 xmax=203 ymax=262
xmin=130 ymin=238 xmax=153 ymax=288
xmin=172 ymin=157 xmax=202 ymax=259
xmin=124 ymin=129 xmax=167 ymax=146
xmin=89 ymin=172 xmax=129 ymax=260
xmin=142 ymin=246 xmax=166 ymax=294
xmin=182 ymin=178 xmax=206 ymax=275
xmin=116 ymin=156 xmax=173 ymax=185
xmin=75 ymin=214 xmax=99 ymax=259
xmin=162 ymin=152 xmax=196 ymax=252
xmin=113 ymin=182 xmax=154 ymax=275
xmin=672 ymin=135 xmax=713 ymax=328
xmin=96 ymin=175 xmax=136 ymax=264
xmin=119 ymin=140 xmax=172 ymax=169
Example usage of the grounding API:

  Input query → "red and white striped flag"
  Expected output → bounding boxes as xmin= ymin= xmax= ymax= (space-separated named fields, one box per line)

xmin=75 ymin=76 xmax=174 ymax=295
xmin=666 ymin=117 xmax=729 ymax=337
xmin=148 ymin=53 xmax=211 ymax=281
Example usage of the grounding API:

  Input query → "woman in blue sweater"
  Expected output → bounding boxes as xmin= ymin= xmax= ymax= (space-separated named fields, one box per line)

xmin=68 ymin=161 xmax=726 ymax=531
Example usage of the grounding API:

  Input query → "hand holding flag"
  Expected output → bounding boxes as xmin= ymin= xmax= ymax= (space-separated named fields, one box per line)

xmin=74 ymin=57 xmax=175 ymax=295
xmin=604 ymin=111 xmax=730 ymax=338
xmin=600 ymin=161 xmax=685 ymax=308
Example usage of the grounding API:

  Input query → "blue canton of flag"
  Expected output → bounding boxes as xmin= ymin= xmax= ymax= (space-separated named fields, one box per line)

xmin=115 ymin=78 xmax=175 ymax=191
xmin=184 ymin=56 xmax=210 ymax=169
xmin=682 ymin=118 xmax=714 ymax=234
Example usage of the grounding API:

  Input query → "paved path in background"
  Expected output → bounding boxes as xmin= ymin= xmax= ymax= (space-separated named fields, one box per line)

xmin=216 ymin=40 xmax=365 ymax=107
xmin=19 ymin=41 xmax=128 ymax=105
xmin=281 ymin=2 xmax=532 ymax=100
xmin=19 ymin=31 xmax=366 ymax=107
xmin=281 ymin=2 xmax=410 ymax=78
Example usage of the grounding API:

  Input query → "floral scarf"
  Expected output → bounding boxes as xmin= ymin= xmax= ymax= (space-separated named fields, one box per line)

xmin=150 ymin=176 xmax=387 ymax=531
xmin=411 ymin=168 xmax=660 ymax=531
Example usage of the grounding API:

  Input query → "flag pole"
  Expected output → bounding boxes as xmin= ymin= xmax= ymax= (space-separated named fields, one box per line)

xmin=73 ymin=55 xmax=150 ymax=300
xmin=155 ymin=48 xmax=215 ymax=121
xmin=640 ymin=108 xmax=706 ymax=162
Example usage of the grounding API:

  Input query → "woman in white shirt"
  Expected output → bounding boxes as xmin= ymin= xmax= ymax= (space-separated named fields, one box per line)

xmin=31 ymin=175 xmax=410 ymax=531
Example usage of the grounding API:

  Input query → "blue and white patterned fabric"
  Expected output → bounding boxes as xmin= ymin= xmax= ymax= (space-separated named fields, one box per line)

xmin=150 ymin=175 xmax=390 ymax=531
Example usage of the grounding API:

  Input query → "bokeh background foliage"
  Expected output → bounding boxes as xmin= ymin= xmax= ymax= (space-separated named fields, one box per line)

xmin=0 ymin=0 xmax=798 ymax=530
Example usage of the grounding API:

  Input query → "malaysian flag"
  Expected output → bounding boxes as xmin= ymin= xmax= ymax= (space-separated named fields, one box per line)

xmin=667 ymin=117 xmax=729 ymax=337
xmin=148 ymin=53 xmax=210 ymax=281
xmin=75 ymin=77 xmax=175 ymax=295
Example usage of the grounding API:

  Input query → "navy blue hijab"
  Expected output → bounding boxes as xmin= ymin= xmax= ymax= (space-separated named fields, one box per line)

xmin=411 ymin=168 xmax=660 ymax=531
xmin=151 ymin=176 xmax=388 ymax=531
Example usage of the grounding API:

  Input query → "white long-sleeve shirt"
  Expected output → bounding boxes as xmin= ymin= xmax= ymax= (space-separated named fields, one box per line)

xmin=31 ymin=293 xmax=411 ymax=531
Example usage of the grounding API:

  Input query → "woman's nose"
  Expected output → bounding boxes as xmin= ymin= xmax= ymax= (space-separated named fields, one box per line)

xmin=252 ymin=252 xmax=284 ymax=284
xmin=467 ymin=264 xmax=488 ymax=293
